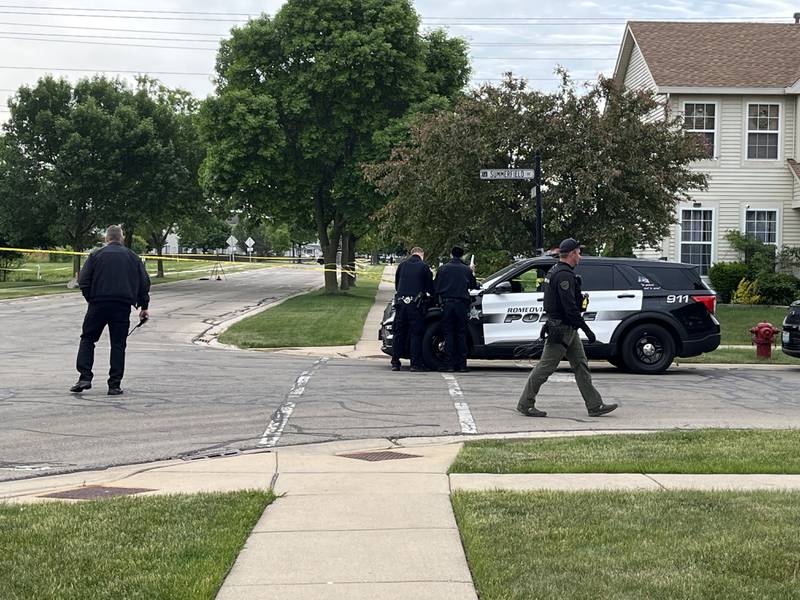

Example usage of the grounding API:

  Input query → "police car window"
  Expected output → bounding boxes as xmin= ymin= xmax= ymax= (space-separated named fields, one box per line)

xmin=508 ymin=266 xmax=549 ymax=293
xmin=634 ymin=266 xmax=706 ymax=291
xmin=574 ymin=265 xmax=613 ymax=291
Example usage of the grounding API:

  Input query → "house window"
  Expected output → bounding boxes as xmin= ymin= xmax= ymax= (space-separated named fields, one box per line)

xmin=683 ymin=103 xmax=716 ymax=158
xmin=747 ymin=104 xmax=779 ymax=159
xmin=745 ymin=209 xmax=778 ymax=244
xmin=680 ymin=209 xmax=713 ymax=275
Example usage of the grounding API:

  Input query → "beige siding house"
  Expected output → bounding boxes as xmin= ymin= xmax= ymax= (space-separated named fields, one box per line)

xmin=613 ymin=21 xmax=800 ymax=276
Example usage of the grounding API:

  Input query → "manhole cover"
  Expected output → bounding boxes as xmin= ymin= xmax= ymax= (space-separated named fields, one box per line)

xmin=340 ymin=451 xmax=422 ymax=462
xmin=40 ymin=485 xmax=154 ymax=500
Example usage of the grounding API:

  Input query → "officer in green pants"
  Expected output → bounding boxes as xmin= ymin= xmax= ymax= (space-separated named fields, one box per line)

xmin=517 ymin=238 xmax=618 ymax=418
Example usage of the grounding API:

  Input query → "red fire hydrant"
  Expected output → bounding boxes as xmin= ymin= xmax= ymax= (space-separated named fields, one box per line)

xmin=750 ymin=322 xmax=781 ymax=359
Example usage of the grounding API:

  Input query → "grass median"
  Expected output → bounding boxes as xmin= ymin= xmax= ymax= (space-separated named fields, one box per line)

xmin=219 ymin=267 xmax=382 ymax=348
xmin=449 ymin=429 xmax=800 ymax=474
xmin=0 ymin=490 xmax=272 ymax=600
xmin=452 ymin=489 xmax=800 ymax=600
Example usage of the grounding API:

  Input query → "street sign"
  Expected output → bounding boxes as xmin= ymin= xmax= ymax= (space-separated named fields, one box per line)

xmin=479 ymin=168 xmax=534 ymax=180
xmin=245 ymin=237 xmax=255 ymax=248
xmin=226 ymin=235 xmax=238 ymax=247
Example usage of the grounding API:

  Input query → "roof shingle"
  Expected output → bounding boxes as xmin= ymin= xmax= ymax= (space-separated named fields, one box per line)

xmin=628 ymin=22 xmax=800 ymax=88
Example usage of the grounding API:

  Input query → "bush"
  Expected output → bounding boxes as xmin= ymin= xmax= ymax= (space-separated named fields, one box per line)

xmin=755 ymin=272 xmax=800 ymax=306
xmin=709 ymin=262 xmax=749 ymax=303
xmin=0 ymin=249 xmax=24 ymax=282
xmin=731 ymin=278 xmax=763 ymax=305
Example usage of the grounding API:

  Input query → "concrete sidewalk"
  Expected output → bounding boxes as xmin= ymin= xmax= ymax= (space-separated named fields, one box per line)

xmin=5 ymin=433 xmax=800 ymax=599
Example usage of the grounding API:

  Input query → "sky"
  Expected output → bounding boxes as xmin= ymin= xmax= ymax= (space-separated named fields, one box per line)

xmin=0 ymin=0 xmax=798 ymax=121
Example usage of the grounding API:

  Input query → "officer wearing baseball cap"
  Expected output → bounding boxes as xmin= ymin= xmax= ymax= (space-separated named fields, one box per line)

xmin=517 ymin=238 xmax=617 ymax=417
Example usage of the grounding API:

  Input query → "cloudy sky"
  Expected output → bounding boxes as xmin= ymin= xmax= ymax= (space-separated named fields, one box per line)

xmin=1 ymin=0 xmax=798 ymax=121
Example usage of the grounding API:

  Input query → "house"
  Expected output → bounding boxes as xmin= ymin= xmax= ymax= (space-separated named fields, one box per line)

xmin=613 ymin=18 xmax=800 ymax=275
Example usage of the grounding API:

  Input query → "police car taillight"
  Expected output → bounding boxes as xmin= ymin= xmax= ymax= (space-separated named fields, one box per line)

xmin=692 ymin=295 xmax=716 ymax=314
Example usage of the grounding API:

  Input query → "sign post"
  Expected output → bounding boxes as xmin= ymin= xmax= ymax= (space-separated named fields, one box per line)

xmin=479 ymin=155 xmax=544 ymax=254
xmin=245 ymin=237 xmax=255 ymax=262
xmin=226 ymin=235 xmax=238 ymax=262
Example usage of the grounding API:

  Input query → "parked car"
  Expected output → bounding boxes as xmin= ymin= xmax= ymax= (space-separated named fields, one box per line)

xmin=380 ymin=256 xmax=721 ymax=374
xmin=781 ymin=300 xmax=800 ymax=359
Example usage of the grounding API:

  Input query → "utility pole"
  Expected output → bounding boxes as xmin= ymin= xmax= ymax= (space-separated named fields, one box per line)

xmin=534 ymin=151 xmax=543 ymax=254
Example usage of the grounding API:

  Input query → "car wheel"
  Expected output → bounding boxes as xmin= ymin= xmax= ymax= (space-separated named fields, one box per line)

xmin=621 ymin=323 xmax=675 ymax=374
xmin=422 ymin=321 xmax=448 ymax=371
xmin=607 ymin=356 xmax=626 ymax=370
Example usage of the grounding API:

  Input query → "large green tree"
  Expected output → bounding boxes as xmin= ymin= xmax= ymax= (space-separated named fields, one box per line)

xmin=200 ymin=0 xmax=469 ymax=293
xmin=0 ymin=76 xmax=207 ymax=277
xmin=367 ymin=74 xmax=709 ymax=271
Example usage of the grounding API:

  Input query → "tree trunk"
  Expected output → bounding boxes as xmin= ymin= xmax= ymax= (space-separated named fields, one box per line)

xmin=313 ymin=185 xmax=343 ymax=294
xmin=72 ymin=242 xmax=82 ymax=278
xmin=156 ymin=247 xmax=165 ymax=278
xmin=345 ymin=232 xmax=357 ymax=288
xmin=340 ymin=233 xmax=351 ymax=291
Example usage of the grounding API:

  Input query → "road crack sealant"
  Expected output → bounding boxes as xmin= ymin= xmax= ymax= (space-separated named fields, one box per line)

xmin=259 ymin=357 xmax=329 ymax=447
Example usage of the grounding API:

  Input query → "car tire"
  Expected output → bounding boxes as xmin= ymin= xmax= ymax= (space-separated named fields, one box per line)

xmin=607 ymin=356 xmax=626 ymax=370
xmin=422 ymin=321 xmax=448 ymax=371
xmin=621 ymin=323 xmax=675 ymax=374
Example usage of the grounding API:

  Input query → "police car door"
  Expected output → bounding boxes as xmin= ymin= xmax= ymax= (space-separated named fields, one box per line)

xmin=575 ymin=263 xmax=643 ymax=343
xmin=481 ymin=265 xmax=549 ymax=346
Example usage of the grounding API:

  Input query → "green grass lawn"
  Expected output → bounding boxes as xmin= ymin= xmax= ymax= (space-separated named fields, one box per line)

xmin=678 ymin=347 xmax=797 ymax=365
xmin=219 ymin=267 xmax=382 ymax=348
xmin=452 ymin=489 xmax=800 ymax=600
xmin=0 ymin=490 xmax=272 ymax=600
xmin=716 ymin=304 xmax=789 ymax=344
xmin=449 ymin=429 xmax=800 ymax=474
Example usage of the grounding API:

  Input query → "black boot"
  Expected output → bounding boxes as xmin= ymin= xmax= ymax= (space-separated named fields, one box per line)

xmin=588 ymin=403 xmax=618 ymax=417
xmin=517 ymin=404 xmax=547 ymax=417
xmin=107 ymin=387 xmax=124 ymax=396
xmin=69 ymin=380 xmax=92 ymax=393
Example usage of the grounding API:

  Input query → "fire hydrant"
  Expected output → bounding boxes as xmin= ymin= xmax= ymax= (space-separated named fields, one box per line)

xmin=750 ymin=322 xmax=781 ymax=359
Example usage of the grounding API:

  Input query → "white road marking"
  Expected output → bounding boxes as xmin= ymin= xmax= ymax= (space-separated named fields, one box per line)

xmin=441 ymin=373 xmax=477 ymax=434
xmin=259 ymin=358 xmax=328 ymax=447
xmin=548 ymin=374 xmax=576 ymax=383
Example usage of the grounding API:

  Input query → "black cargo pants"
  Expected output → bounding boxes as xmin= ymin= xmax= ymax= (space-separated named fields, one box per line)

xmin=76 ymin=301 xmax=131 ymax=388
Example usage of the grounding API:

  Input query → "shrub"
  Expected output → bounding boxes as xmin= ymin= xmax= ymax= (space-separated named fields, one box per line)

xmin=708 ymin=262 xmax=748 ymax=303
xmin=731 ymin=278 xmax=763 ymax=305
xmin=755 ymin=272 xmax=800 ymax=306
xmin=0 ymin=249 xmax=24 ymax=282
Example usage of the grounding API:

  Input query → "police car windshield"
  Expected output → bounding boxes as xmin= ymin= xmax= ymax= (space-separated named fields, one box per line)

xmin=481 ymin=261 xmax=525 ymax=290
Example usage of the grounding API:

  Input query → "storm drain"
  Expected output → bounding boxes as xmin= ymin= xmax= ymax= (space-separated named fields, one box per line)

xmin=40 ymin=485 xmax=154 ymax=500
xmin=340 ymin=451 xmax=422 ymax=462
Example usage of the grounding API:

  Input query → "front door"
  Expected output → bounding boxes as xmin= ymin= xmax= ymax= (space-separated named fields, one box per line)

xmin=481 ymin=265 xmax=550 ymax=346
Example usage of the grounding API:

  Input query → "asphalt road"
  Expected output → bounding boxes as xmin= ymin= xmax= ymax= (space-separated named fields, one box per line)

xmin=1 ymin=266 xmax=799 ymax=482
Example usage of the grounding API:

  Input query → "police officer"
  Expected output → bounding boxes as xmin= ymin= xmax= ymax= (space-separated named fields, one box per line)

xmin=517 ymin=238 xmax=617 ymax=417
xmin=392 ymin=246 xmax=434 ymax=372
xmin=70 ymin=225 xmax=151 ymax=395
xmin=435 ymin=246 xmax=479 ymax=373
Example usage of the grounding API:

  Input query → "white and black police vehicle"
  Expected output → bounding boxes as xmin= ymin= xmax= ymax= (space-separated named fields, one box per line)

xmin=380 ymin=256 xmax=721 ymax=374
xmin=782 ymin=300 xmax=800 ymax=359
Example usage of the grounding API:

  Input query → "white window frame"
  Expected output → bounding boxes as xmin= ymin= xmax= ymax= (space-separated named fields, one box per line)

xmin=745 ymin=101 xmax=782 ymax=161
xmin=742 ymin=206 xmax=781 ymax=246
xmin=682 ymin=100 xmax=719 ymax=160
xmin=677 ymin=206 xmax=716 ymax=276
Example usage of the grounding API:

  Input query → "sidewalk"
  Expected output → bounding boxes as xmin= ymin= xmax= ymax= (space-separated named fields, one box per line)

xmin=5 ymin=433 xmax=800 ymax=599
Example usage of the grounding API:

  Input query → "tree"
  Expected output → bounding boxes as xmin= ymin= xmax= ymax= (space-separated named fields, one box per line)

xmin=176 ymin=212 xmax=231 ymax=253
xmin=199 ymin=0 xmax=469 ymax=293
xmin=366 ymin=74 xmax=709 ymax=268
xmin=127 ymin=79 xmax=206 ymax=277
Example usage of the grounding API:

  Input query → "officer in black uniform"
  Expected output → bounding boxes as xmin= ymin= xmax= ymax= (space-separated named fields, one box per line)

xmin=70 ymin=225 xmax=151 ymax=395
xmin=392 ymin=246 xmax=434 ymax=372
xmin=434 ymin=246 xmax=479 ymax=372
xmin=517 ymin=238 xmax=617 ymax=417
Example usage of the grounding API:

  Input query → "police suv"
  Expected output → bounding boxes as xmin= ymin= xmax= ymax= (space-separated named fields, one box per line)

xmin=380 ymin=256 xmax=721 ymax=374
xmin=782 ymin=300 xmax=800 ymax=359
